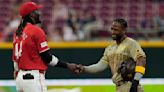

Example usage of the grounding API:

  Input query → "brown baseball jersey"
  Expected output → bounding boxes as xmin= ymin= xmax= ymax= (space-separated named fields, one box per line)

xmin=99 ymin=37 xmax=146 ymax=84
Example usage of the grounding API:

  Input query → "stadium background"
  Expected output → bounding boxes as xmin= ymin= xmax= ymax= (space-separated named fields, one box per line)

xmin=0 ymin=0 xmax=164 ymax=92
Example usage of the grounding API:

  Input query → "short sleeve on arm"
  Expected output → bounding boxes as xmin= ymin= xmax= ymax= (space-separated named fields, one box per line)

xmin=34 ymin=28 xmax=49 ymax=53
xmin=130 ymin=41 xmax=146 ymax=61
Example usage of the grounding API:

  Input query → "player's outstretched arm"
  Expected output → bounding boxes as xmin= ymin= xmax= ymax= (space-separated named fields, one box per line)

xmin=82 ymin=60 xmax=108 ymax=74
xmin=39 ymin=50 xmax=78 ymax=72
xmin=74 ymin=60 xmax=108 ymax=74
xmin=75 ymin=47 xmax=109 ymax=74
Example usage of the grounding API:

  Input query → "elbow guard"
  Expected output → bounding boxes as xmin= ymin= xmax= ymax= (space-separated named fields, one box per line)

xmin=49 ymin=55 xmax=59 ymax=66
xmin=40 ymin=50 xmax=58 ymax=66
xmin=40 ymin=50 xmax=67 ymax=67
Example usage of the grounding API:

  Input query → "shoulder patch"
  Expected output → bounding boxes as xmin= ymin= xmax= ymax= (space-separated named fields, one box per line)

xmin=40 ymin=41 xmax=48 ymax=48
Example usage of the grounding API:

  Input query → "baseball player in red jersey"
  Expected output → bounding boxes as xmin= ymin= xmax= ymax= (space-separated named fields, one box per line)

xmin=12 ymin=2 xmax=78 ymax=92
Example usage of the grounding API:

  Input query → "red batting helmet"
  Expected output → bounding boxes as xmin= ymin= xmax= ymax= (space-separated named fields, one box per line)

xmin=19 ymin=2 xmax=42 ymax=17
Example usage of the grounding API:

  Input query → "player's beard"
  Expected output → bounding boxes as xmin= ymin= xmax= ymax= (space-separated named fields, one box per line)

xmin=112 ymin=34 xmax=122 ymax=41
xmin=35 ymin=15 xmax=41 ymax=24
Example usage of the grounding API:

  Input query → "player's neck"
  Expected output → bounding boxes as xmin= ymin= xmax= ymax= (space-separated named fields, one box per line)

xmin=116 ymin=35 xmax=126 ymax=45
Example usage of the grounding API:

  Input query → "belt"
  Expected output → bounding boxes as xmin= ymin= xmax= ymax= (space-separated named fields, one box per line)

xmin=20 ymin=69 xmax=45 ymax=74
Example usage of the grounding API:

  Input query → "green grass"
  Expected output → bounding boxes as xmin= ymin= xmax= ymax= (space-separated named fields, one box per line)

xmin=0 ymin=85 xmax=163 ymax=92
xmin=143 ymin=85 xmax=164 ymax=92
xmin=48 ymin=85 xmax=164 ymax=92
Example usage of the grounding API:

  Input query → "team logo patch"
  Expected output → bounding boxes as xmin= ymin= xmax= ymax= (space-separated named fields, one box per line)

xmin=40 ymin=42 xmax=48 ymax=48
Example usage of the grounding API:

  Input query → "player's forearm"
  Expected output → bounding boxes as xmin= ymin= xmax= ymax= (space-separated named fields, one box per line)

xmin=134 ymin=57 xmax=146 ymax=80
xmin=40 ymin=50 xmax=68 ymax=68
xmin=13 ymin=62 xmax=19 ymax=79
xmin=13 ymin=62 xmax=19 ymax=71
xmin=84 ymin=61 xmax=108 ymax=73
xmin=130 ymin=57 xmax=146 ymax=92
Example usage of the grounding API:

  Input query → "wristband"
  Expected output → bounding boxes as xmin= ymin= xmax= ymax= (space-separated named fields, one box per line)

xmin=135 ymin=66 xmax=145 ymax=74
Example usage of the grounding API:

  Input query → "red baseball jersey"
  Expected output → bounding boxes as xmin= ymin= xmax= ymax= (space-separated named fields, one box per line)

xmin=12 ymin=23 xmax=49 ymax=70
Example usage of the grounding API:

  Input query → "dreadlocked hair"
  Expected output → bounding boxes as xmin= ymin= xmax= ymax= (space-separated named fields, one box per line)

xmin=16 ymin=15 xmax=34 ymax=36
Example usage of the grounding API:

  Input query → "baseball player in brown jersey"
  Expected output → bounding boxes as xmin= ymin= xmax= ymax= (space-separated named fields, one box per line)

xmin=76 ymin=18 xmax=146 ymax=92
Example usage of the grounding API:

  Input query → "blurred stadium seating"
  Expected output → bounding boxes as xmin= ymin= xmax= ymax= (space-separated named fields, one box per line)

xmin=0 ymin=0 xmax=164 ymax=41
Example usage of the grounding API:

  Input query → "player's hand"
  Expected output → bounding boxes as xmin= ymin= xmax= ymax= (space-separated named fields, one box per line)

xmin=67 ymin=63 xmax=84 ymax=74
xmin=130 ymin=80 xmax=139 ymax=92
xmin=67 ymin=63 xmax=82 ymax=73
xmin=74 ymin=64 xmax=84 ymax=74
xmin=67 ymin=63 xmax=77 ymax=71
